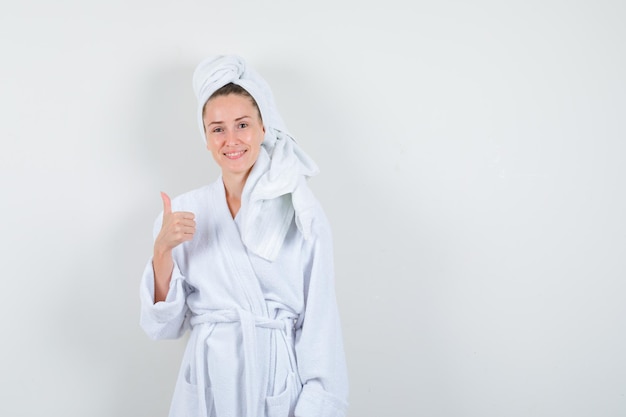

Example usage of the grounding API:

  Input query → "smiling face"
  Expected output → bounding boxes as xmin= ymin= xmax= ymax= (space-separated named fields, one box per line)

xmin=203 ymin=93 xmax=265 ymax=181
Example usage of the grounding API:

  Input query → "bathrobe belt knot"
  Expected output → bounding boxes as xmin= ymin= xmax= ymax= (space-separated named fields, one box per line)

xmin=190 ymin=309 xmax=297 ymax=417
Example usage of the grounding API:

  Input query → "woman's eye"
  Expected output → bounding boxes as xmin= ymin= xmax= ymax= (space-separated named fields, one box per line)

xmin=238 ymin=123 xmax=248 ymax=129
xmin=212 ymin=127 xmax=223 ymax=133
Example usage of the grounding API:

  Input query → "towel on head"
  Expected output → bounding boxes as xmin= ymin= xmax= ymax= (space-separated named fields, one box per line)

xmin=192 ymin=55 xmax=320 ymax=261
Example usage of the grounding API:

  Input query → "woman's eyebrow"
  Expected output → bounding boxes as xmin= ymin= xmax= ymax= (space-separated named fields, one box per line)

xmin=207 ymin=115 xmax=251 ymax=127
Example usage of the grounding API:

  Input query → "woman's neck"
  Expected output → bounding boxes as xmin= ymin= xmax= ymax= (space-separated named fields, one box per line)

xmin=222 ymin=171 xmax=249 ymax=218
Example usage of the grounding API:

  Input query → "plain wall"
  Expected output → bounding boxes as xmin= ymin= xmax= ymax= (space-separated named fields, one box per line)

xmin=1 ymin=1 xmax=625 ymax=416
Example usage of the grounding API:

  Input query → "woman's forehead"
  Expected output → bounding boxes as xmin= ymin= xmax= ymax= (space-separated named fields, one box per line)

xmin=204 ymin=94 xmax=262 ymax=121
xmin=204 ymin=95 xmax=259 ymax=121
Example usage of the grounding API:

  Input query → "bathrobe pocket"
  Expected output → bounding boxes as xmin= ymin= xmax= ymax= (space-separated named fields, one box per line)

xmin=266 ymin=372 xmax=299 ymax=417
xmin=169 ymin=367 xmax=215 ymax=417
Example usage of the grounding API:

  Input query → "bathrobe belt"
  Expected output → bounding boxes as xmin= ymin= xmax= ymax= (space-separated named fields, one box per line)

xmin=190 ymin=309 xmax=297 ymax=417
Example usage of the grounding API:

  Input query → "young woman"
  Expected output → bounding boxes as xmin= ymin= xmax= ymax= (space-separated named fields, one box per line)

xmin=140 ymin=55 xmax=349 ymax=417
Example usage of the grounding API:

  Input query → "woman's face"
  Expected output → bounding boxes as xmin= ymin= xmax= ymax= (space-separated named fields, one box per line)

xmin=203 ymin=93 xmax=265 ymax=179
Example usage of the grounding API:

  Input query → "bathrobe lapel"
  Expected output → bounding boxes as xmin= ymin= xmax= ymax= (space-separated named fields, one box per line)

xmin=202 ymin=179 xmax=271 ymax=417
xmin=209 ymin=178 xmax=268 ymax=316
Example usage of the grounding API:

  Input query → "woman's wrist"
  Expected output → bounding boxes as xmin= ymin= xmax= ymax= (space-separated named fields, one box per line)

xmin=153 ymin=245 xmax=172 ymax=260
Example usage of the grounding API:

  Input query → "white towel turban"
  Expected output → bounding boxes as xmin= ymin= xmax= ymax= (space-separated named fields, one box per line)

xmin=192 ymin=55 xmax=320 ymax=261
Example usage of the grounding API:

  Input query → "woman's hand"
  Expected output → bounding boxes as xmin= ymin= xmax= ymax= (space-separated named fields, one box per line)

xmin=154 ymin=192 xmax=196 ymax=255
xmin=152 ymin=192 xmax=196 ymax=302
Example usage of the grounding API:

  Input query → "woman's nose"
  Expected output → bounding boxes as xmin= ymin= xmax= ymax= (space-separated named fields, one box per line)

xmin=224 ymin=129 xmax=239 ymax=145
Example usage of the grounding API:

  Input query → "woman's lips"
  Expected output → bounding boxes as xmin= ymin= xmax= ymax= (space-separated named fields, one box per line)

xmin=223 ymin=150 xmax=246 ymax=160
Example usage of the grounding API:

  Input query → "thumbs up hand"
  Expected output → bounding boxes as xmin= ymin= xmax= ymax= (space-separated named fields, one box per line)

xmin=154 ymin=192 xmax=196 ymax=255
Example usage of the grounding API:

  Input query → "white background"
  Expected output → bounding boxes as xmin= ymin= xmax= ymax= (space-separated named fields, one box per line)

xmin=1 ymin=1 xmax=625 ymax=416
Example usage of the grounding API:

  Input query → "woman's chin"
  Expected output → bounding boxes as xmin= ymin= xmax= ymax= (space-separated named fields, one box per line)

xmin=220 ymin=162 xmax=253 ymax=177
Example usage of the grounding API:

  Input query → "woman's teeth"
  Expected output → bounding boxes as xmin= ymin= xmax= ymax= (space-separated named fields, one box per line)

xmin=224 ymin=150 xmax=245 ymax=158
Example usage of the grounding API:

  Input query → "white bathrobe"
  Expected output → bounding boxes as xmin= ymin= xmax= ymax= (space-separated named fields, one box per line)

xmin=140 ymin=178 xmax=349 ymax=417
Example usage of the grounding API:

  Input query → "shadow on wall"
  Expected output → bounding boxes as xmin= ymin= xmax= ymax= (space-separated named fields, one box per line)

xmin=258 ymin=62 xmax=436 ymax=415
xmin=50 ymin=210 xmax=187 ymax=415
xmin=48 ymin=62 xmax=213 ymax=415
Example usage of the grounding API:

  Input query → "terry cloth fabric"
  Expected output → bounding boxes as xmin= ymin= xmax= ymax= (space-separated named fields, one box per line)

xmin=192 ymin=55 xmax=319 ymax=261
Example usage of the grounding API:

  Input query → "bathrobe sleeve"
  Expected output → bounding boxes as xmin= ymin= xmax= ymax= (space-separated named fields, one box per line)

xmin=139 ymin=213 xmax=192 ymax=340
xmin=294 ymin=207 xmax=349 ymax=417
